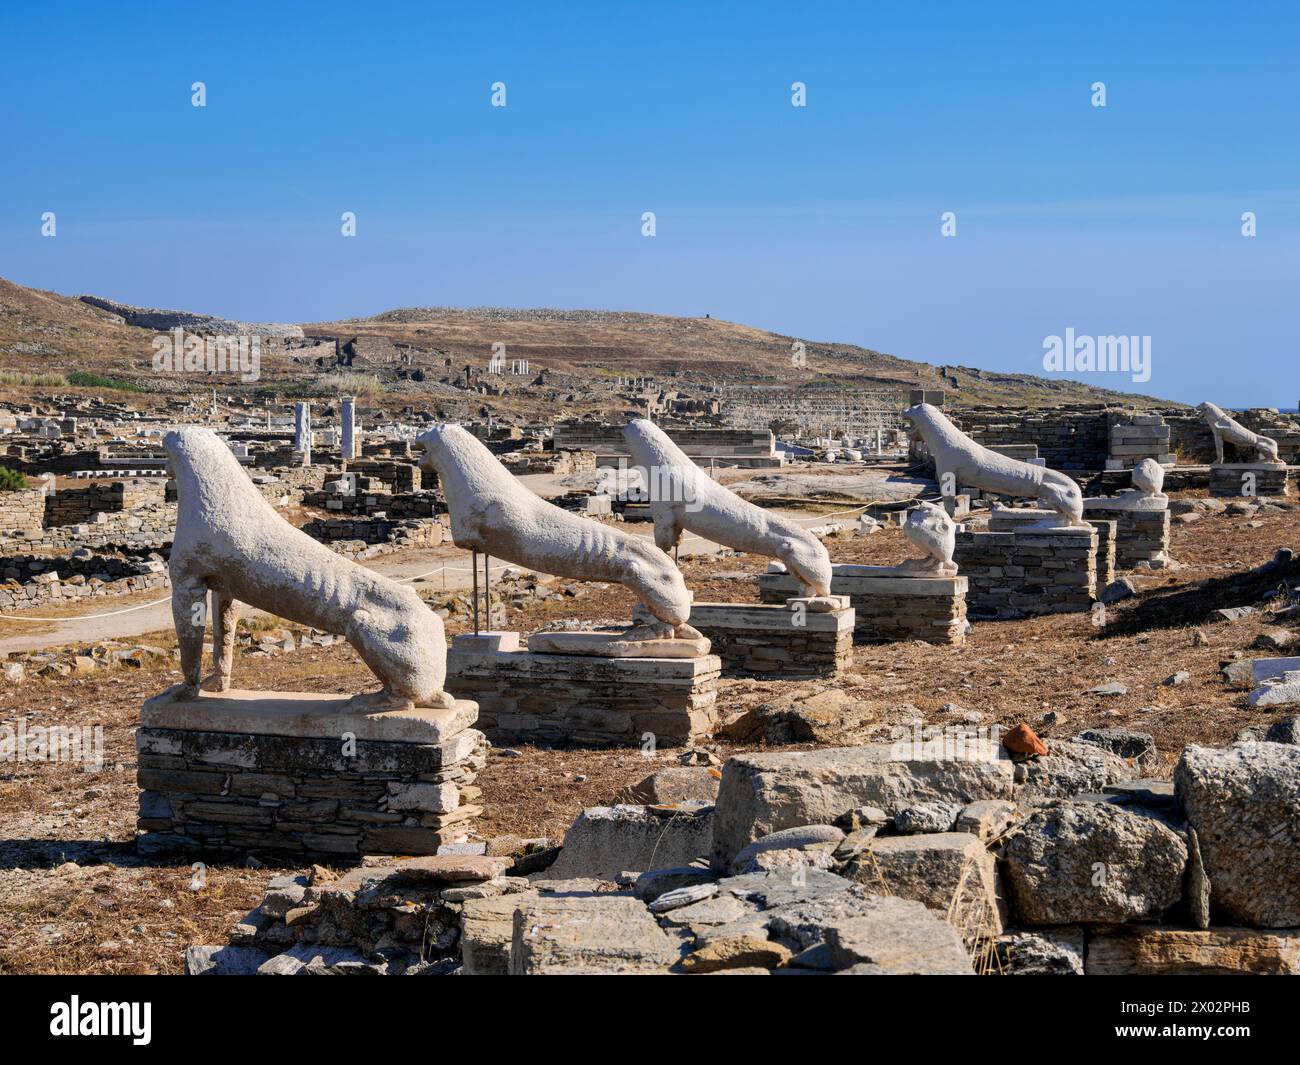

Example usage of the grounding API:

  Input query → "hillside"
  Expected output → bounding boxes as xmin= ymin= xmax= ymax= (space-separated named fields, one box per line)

xmin=0 ymin=276 xmax=1175 ymax=412
xmin=307 ymin=305 xmax=1172 ymax=409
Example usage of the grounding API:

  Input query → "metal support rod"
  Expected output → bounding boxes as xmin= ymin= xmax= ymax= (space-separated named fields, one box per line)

xmin=484 ymin=552 xmax=492 ymax=631
xmin=471 ymin=549 xmax=480 ymax=635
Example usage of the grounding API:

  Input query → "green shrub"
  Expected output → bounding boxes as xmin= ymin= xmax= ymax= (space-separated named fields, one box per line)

xmin=67 ymin=370 xmax=143 ymax=392
xmin=0 ymin=466 xmax=28 ymax=492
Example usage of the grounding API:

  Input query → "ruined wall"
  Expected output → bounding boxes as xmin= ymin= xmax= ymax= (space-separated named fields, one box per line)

xmin=43 ymin=479 xmax=166 ymax=526
xmin=0 ymin=487 xmax=47 ymax=535
xmin=952 ymin=408 xmax=1108 ymax=470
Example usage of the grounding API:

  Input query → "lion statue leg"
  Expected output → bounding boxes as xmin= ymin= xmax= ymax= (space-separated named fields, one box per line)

xmin=171 ymin=577 xmax=208 ymax=698
xmin=201 ymin=591 xmax=242 ymax=692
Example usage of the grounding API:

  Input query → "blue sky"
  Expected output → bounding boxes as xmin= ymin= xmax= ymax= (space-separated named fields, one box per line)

xmin=1 ymin=1 xmax=1297 ymax=406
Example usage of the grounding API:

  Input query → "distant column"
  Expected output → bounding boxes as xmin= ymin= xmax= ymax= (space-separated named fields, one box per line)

xmin=341 ymin=397 xmax=357 ymax=460
xmin=294 ymin=401 xmax=312 ymax=465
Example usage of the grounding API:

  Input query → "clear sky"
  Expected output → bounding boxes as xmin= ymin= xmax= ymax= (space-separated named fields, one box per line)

xmin=2 ymin=1 xmax=1297 ymax=407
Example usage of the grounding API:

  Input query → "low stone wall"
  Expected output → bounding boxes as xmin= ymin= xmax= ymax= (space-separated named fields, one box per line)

xmin=1210 ymin=464 xmax=1290 ymax=499
xmin=136 ymin=690 xmax=486 ymax=860
xmin=302 ymin=487 xmax=442 ymax=519
xmin=43 ymin=479 xmax=165 ymax=526
xmin=759 ymin=566 xmax=968 ymax=645
xmin=344 ymin=458 xmax=424 ymax=493
xmin=0 ymin=554 xmax=168 ymax=612
xmin=302 ymin=516 xmax=444 ymax=549
xmin=446 ymin=637 xmax=721 ymax=746
xmin=6 ymin=501 xmax=177 ymax=551
xmin=954 ymin=408 xmax=1107 ymax=470
xmin=687 ymin=599 xmax=854 ymax=676
xmin=0 ymin=487 xmax=46 ymax=535
xmin=502 ymin=450 xmax=597 ymax=477
xmin=954 ymin=524 xmax=1097 ymax=618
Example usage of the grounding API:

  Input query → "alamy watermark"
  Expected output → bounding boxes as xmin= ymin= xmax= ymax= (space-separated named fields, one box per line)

xmin=1 ymin=717 xmax=104 ymax=770
xmin=888 ymin=722 xmax=1005 ymax=762
xmin=152 ymin=328 xmax=261 ymax=383
xmin=596 ymin=458 xmax=702 ymax=512
xmin=1042 ymin=328 xmax=1151 ymax=384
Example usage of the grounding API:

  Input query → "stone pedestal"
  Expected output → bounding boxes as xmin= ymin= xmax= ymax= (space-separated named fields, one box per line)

xmin=1106 ymin=414 xmax=1174 ymax=470
xmin=1210 ymin=463 xmax=1290 ymax=499
xmin=988 ymin=507 xmax=1117 ymax=588
xmin=136 ymin=688 xmax=486 ymax=860
xmin=687 ymin=597 xmax=855 ymax=676
xmin=446 ymin=634 xmax=721 ymax=746
xmin=759 ymin=566 xmax=968 ymax=645
xmin=953 ymin=522 xmax=1097 ymax=618
xmin=1083 ymin=496 xmax=1172 ymax=569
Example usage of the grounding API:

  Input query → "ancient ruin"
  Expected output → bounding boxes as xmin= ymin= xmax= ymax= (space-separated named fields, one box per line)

xmin=1 ymin=285 xmax=1297 ymax=986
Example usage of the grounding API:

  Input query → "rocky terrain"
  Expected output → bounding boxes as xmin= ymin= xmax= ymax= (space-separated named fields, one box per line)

xmin=0 ymin=275 xmax=1173 ymax=413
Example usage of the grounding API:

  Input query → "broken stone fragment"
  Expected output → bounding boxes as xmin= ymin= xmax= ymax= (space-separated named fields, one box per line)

xmin=547 ymin=803 xmax=714 ymax=881
xmin=1001 ymin=723 xmax=1048 ymax=757
xmin=893 ymin=801 xmax=961 ymax=834
xmin=509 ymin=894 xmax=679 ymax=974
xmin=1001 ymin=801 xmax=1187 ymax=925
xmin=823 ymin=895 xmax=975 ymax=975
xmin=711 ymin=745 xmax=1014 ymax=870
xmin=994 ymin=929 xmax=1084 ymax=975
xmin=1175 ymin=742 xmax=1300 ymax=927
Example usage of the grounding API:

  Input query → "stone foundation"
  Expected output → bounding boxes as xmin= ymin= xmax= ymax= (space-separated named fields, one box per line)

xmin=446 ymin=633 xmax=721 ymax=746
xmin=686 ymin=598 xmax=854 ymax=676
xmin=988 ymin=508 xmax=1117 ymax=588
xmin=1082 ymin=499 xmax=1172 ymax=569
xmin=136 ymin=689 xmax=486 ymax=861
xmin=954 ymin=523 xmax=1097 ymax=618
xmin=759 ymin=565 xmax=967 ymax=645
xmin=1209 ymin=463 xmax=1290 ymax=499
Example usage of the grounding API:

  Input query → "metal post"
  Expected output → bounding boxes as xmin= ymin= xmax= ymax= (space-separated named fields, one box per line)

xmin=484 ymin=552 xmax=492 ymax=631
xmin=471 ymin=549 xmax=480 ymax=634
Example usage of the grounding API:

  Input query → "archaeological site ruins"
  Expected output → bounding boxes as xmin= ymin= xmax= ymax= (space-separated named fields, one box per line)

xmin=3 ymin=11 xmax=1297 ymax=1032
xmin=3 ymin=306 xmax=1298 ymax=987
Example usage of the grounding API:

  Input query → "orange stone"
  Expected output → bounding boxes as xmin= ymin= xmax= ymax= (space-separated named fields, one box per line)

xmin=1002 ymin=723 xmax=1048 ymax=757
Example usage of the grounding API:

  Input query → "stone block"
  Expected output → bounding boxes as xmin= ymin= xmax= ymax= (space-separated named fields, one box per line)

xmin=712 ymin=744 xmax=1015 ymax=869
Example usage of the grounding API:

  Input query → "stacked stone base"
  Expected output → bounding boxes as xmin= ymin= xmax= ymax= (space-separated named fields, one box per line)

xmin=954 ymin=523 xmax=1097 ymax=618
xmin=1082 ymin=499 xmax=1172 ymax=568
xmin=759 ymin=565 xmax=967 ymax=645
xmin=136 ymin=689 xmax=486 ymax=860
xmin=687 ymin=599 xmax=854 ymax=676
xmin=1209 ymin=463 xmax=1290 ymax=498
xmin=447 ymin=635 xmax=721 ymax=746
xmin=988 ymin=507 xmax=1116 ymax=587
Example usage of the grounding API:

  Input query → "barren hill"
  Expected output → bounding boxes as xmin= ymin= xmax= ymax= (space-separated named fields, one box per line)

xmin=307 ymin=305 xmax=1171 ymax=409
xmin=0 ymin=276 xmax=1174 ymax=411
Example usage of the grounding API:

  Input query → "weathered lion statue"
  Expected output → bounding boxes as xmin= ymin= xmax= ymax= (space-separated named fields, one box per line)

xmin=1198 ymin=402 xmax=1280 ymax=464
xmin=416 ymin=422 xmax=695 ymax=638
xmin=165 ymin=427 xmax=453 ymax=712
xmin=621 ymin=418 xmax=833 ymax=597
xmin=899 ymin=500 xmax=958 ymax=575
xmin=904 ymin=403 xmax=1086 ymax=528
